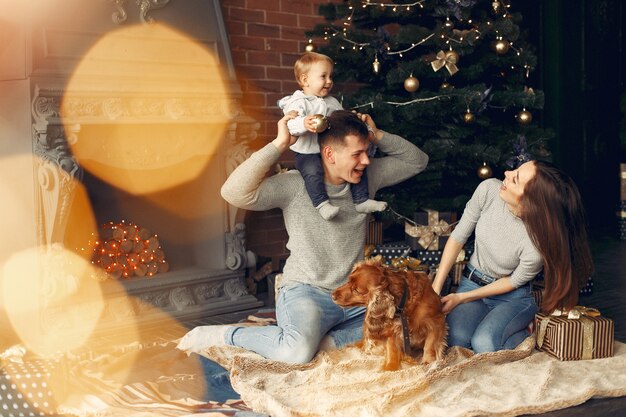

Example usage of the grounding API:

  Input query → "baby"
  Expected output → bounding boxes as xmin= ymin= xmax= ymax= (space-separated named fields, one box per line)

xmin=278 ymin=52 xmax=387 ymax=220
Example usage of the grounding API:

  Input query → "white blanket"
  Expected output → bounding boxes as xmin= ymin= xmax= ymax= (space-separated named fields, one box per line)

xmin=202 ymin=337 xmax=626 ymax=417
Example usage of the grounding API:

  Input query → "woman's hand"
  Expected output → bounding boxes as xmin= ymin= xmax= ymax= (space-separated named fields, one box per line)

xmin=440 ymin=293 xmax=464 ymax=314
xmin=272 ymin=111 xmax=298 ymax=153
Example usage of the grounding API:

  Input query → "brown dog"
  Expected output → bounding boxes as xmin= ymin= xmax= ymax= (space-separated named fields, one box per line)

xmin=332 ymin=256 xmax=447 ymax=370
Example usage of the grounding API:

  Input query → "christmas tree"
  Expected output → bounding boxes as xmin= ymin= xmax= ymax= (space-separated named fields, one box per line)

xmin=305 ymin=0 xmax=553 ymax=215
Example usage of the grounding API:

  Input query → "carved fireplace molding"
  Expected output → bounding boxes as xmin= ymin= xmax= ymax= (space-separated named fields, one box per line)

xmin=30 ymin=82 xmax=263 ymax=334
xmin=109 ymin=0 xmax=173 ymax=25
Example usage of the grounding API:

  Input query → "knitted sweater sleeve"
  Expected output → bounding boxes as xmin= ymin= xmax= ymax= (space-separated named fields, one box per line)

xmin=366 ymin=130 xmax=429 ymax=193
xmin=220 ymin=143 xmax=301 ymax=211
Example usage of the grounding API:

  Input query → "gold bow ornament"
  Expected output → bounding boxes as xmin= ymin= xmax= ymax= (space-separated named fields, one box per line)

xmin=537 ymin=306 xmax=602 ymax=360
xmin=431 ymin=50 xmax=459 ymax=76
xmin=405 ymin=209 xmax=456 ymax=250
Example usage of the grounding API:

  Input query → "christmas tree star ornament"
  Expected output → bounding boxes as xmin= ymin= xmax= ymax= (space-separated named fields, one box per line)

xmin=431 ymin=50 xmax=459 ymax=76
xmin=404 ymin=74 xmax=420 ymax=92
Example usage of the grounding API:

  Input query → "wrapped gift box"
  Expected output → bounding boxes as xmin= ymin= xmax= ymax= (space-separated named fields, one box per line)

xmin=371 ymin=242 xmax=412 ymax=262
xmin=535 ymin=307 xmax=614 ymax=361
xmin=366 ymin=219 xmax=383 ymax=245
xmin=405 ymin=209 xmax=457 ymax=250
xmin=0 ymin=355 xmax=67 ymax=415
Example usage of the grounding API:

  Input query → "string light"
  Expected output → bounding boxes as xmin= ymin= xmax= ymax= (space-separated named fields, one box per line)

xmin=364 ymin=1 xmax=425 ymax=8
xmin=88 ymin=220 xmax=169 ymax=279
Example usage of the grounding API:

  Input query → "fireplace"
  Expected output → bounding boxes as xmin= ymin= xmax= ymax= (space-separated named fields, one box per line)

xmin=20 ymin=0 xmax=263 ymax=340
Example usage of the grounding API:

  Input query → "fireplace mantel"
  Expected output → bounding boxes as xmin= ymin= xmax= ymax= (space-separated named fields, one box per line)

xmin=1 ymin=0 xmax=264 ymax=341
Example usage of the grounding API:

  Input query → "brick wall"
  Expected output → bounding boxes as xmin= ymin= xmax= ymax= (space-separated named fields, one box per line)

xmin=220 ymin=0 xmax=335 ymax=262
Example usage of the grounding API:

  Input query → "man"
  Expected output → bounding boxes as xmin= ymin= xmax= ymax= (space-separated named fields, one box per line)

xmin=177 ymin=110 xmax=428 ymax=364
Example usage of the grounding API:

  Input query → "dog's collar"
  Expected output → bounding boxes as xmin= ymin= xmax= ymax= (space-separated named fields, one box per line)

xmin=395 ymin=282 xmax=411 ymax=354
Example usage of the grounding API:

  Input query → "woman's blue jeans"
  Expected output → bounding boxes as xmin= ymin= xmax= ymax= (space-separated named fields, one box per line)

xmin=446 ymin=275 xmax=538 ymax=353
xmin=225 ymin=282 xmax=365 ymax=364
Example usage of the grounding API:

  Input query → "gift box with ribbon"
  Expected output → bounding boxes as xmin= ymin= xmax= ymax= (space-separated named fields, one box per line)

xmin=405 ymin=209 xmax=458 ymax=250
xmin=370 ymin=242 xmax=412 ymax=259
xmin=535 ymin=306 xmax=614 ymax=361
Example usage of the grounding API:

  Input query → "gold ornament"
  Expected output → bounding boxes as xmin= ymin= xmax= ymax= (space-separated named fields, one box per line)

xmin=373 ymin=55 xmax=381 ymax=74
xmin=463 ymin=109 xmax=475 ymax=124
xmin=310 ymin=114 xmax=329 ymax=132
xmin=491 ymin=39 xmax=510 ymax=55
xmin=404 ymin=75 xmax=420 ymax=92
xmin=304 ymin=41 xmax=316 ymax=52
xmin=477 ymin=162 xmax=493 ymax=179
xmin=516 ymin=109 xmax=533 ymax=125
xmin=431 ymin=50 xmax=458 ymax=76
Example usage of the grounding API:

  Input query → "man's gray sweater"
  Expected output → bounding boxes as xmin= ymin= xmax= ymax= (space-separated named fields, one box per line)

xmin=221 ymin=131 xmax=428 ymax=291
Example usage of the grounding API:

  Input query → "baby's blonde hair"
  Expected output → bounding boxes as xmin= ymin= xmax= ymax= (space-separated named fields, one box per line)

xmin=294 ymin=52 xmax=334 ymax=87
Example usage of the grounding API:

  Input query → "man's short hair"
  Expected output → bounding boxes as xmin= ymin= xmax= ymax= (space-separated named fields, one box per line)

xmin=294 ymin=52 xmax=334 ymax=87
xmin=318 ymin=110 xmax=369 ymax=149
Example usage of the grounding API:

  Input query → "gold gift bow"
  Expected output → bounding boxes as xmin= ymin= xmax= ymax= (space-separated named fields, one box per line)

xmin=405 ymin=209 xmax=458 ymax=250
xmin=536 ymin=306 xmax=601 ymax=360
xmin=431 ymin=50 xmax=459 ymax=76
xmin=405 ymin=220 xmax=453 ymax=250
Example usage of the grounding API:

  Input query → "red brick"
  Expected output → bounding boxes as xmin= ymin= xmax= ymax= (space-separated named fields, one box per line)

xmin=280 ymin=0 xmax=316 ymax=14
xmin=281 ymin=52 xmax=301 ymax=67
xmin=241 ymin=92 xmax=266 ymax=108
xmin=231 ymin=50 xmax=247 ymax=65
xmin=266 ymin=11 xmax=298 ymax=26
xmin=298 ymin=14 xmax=326 ymax=29
xmin=268 ymin=92 xmax=286 ymax=107
xmin=221 ymin=0 xmax=246 ymax=8
xmin=248 ymin=23 xmax=281 ymax=38
xmin=281 ymin=26 xmax=309 ymax=41
xmin=229 ymin=35 xmax=265 ymax=51
xmin=227 ymin=7 xmax=265 ymax=23
xmin=225 ymin=20 xmax=246 ymax=37
xmin=248 ymin=0 xmax=281 ymax=11
xmin=268 ymin=66 xmax=296 ymax=81
xmin=248 ymin=50 xmax=283 ymax=66
xmin=237 ymin=65 xmax=267 ymax=79
xmin=266 ymin=38 xmax=300 ymax=54
xmin=253 ymin=79 xmax=282 ymax=93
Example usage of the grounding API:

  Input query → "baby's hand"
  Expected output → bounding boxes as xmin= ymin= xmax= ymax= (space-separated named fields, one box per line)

xmin=303 ymin=114 xmax=319 ymax=133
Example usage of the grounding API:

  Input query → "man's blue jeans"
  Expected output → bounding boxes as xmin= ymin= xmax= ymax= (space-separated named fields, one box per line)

xmin=225 ymin=282 xmax=365 ymax=364
xmin=446 ymin=275 xmax=538 ymax=353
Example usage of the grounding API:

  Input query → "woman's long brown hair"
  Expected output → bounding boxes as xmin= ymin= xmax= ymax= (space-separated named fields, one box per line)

xmin=520 ymin=161 xmax=594 ymax=313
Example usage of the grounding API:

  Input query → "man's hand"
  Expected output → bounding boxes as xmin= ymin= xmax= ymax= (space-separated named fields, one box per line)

xmin=272 ymin=111 xmax=298 ymax=153
xmin=353 ymin=111 xmax=383 ymax=143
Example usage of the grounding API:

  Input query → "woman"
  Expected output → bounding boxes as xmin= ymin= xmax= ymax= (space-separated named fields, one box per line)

xmin=432 ymin=160 xmax=593 ymax=353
